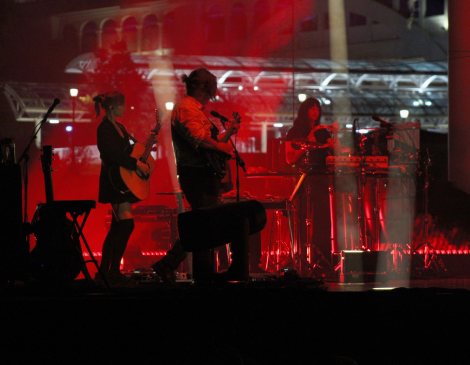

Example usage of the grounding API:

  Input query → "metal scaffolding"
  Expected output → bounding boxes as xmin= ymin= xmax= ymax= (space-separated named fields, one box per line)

xmin=3 ymin=55 xmax=449 ymax=132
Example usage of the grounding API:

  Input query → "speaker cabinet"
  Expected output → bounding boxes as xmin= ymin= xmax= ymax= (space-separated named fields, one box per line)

xmin=0 ymin=164 xmax=27 ymax=282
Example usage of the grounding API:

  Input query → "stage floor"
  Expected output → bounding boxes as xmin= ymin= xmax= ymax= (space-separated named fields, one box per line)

xmin=325 ymin=277 xmax=470 ymax=292
xmin=2 ymin=274 xmax=470 ymax=365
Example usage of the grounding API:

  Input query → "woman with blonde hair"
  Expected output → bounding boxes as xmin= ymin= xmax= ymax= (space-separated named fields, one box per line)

xmin=94 ymin=91 xmax=150 ymax=286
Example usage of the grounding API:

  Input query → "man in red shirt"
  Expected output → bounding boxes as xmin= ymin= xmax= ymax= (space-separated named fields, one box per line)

xmin=152 ymin=68 xmax=238 ymax=283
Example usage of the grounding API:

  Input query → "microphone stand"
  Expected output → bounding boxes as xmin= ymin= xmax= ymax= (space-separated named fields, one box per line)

xmin=219 ymin=118 xmax=247 ymax=272
xmin=219 ymin=119 xmax=246 ymax=202
xmin=18 ymin=100 xmax=59 ymax=248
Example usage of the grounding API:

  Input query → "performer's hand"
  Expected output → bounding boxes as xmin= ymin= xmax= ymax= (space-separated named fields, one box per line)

xmin=231 ymin=123 xmax=240 ymax=134
xmin=331 ymin=121 xmax=340 ymax=134
xmin=136 ymin=160 xmax=150 ymax=177
xmin=218 ymin=141 xmax=233 ymax=156
xmin=147 ymin=134 xmax=161 ymax=144
xmin=307 ymin=129 xmax=316 ymax=142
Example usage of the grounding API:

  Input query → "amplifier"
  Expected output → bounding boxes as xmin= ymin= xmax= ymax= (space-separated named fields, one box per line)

xmin=326 ymin=156 xmax=388 ymax=169
xmin=219 ymin=198 xmax=289 ymax=211
xmin=340 ymin=250 xmax=387 ymax=283
xmin=105 ymin=205 xmax=175 ymax=253
xmin=132 ymin=205 xmax=175 ymax=221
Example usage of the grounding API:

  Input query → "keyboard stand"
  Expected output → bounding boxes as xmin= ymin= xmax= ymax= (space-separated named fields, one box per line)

xmin=33 ymin=200 xmax=110 ymax=290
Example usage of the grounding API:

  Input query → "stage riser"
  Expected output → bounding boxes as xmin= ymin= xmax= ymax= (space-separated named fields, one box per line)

xmin=416 ymin=253 xmax=470 ymax=276
xmin=339 ymin=251 xmax=470 ymax=281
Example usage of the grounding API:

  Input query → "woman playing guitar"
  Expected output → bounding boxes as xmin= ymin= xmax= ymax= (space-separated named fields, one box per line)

xmin=94 ymin=91 xmax=152 ymax=287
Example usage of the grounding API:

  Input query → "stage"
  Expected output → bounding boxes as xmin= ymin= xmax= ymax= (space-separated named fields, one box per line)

xmin=1 ymin=274 xmax=470 ymax=365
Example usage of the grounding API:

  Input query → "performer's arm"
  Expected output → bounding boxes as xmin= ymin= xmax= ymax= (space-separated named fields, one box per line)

xmin=136 ymin=160 xmax=150 ymax=176
xmin=199 ymin=136 xmax=233 ymax=155
xmin=286 ymin=141 xmax=305 ymax=165
xmin=97 ymin=122 xmax=137 ymax=170
xmin=327 ymin=121 xmax=341 ymax=156
xmin=174 ymin=108 xmax=233 ymax=155
xmin=217 ymin=123 xmax=240 ymax=142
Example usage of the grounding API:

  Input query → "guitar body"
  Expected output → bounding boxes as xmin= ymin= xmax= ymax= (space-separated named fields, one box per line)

xmin=30 ymin=206 xmax=82 ymax=283
xmin=109 ymin=109 xmax=162 ymax=202
xmin=111 ymin=142 xmax=156 ymax=201
xmin=202 ymin=149 xmax=228 ymax=179
xmin=30 ymin=145 xmax=82 ymax=283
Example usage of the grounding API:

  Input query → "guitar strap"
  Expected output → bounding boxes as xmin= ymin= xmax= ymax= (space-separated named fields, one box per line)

xmin=209 ymin=120 xmax=220 ymax=140
xmin=116 ymin=122 xmax=139 ymax=144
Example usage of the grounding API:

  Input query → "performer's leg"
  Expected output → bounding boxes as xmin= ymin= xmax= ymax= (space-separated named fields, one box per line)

xmin=100 ymin=213 xmax=119 ymax=275
xmin=179 ymin=166 xmax=220 ymax=281
xmin=107 ymin=202 xmax=134 ymax=280
xmin=157 ymin=238 xmax=187 ymax=271
xmin=225 ymin=217 xmax=250 ymax=281
xmin=109 ymin=218 xmax=134 ymax=276
xmin=157 ymin=165 xmax=218 ymax=271
xmin=248 ymin=231 xmax=263 ymax=273
xmin=152 ymin=166 xmax=220 ymax=282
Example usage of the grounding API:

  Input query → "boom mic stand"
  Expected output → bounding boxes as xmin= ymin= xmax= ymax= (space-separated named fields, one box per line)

xmin=413 ymin=149 xmax=446 ymax=276
xmin=219 ymin=113 xmax=247 ymax=268
xmin=18 ymin=99 xmax=60 ymax=248
xmin=219 ymin=113 xmax=247 ymax=202
xmin=354 ymin=120 xmax=369 ymax=251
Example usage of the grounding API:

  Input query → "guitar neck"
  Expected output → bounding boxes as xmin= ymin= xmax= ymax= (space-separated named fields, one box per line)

xmin=221 ymin=121 xmax=239 ymax=143
xmin=140 ymin=113 xmax=162 ymax=163
xmin=43 ymin=171 xmax=54 ymax=203
xmin=141 ymin=137 xmax=154 ymax=163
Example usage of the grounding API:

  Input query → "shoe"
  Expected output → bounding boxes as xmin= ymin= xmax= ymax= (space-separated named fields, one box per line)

xmin=94 ymin=271 xmax=107 ymax=286
xmin=151 ymin=260 xmax=176 ymax=285
xmin=105 ymin=272 xmax=134 ymax=288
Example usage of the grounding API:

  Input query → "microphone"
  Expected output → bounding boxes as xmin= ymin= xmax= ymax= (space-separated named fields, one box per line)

xmin=46 ymin=98 xmax=61 ymax=116
xmin=210 ymin=110 xmax=229 ymax=122
xmin=40 ymin=98 xmax=60 ymax=125
xmin=372 ymin=114 xmax=392 ymax=128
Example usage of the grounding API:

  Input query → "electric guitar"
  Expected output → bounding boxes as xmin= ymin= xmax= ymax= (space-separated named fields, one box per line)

xmin=203 ymin=111 xmax=241 ymax=179
xmin=109 ymin=109 xmax=163 ymax=201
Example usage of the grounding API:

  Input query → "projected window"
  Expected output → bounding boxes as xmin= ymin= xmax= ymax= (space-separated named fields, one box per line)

xmin=102 ymin=19 xmax=118 ymax=49
xmin=122 ymin=17 xmax=138 ymax=52
xmin=206 ymin=5 xmax=224 ymax=43
xmin=62 ymin=25 xmax=78 ymax=55
xmin=162 ymin=12 xmax=175 ymax=49
xmin=275 ymin=0 xmax=293 ymax=34
xmin=300 ymin=15 xmax=318 ymax=33
xmin=231 ymin=2 xmax=247 ymax=40
xmin=81 ymin=21 xmax=97 ymax=53
xmin=142 ymin=14 xmax=158 ymax=51
xmin=253 ymin=0 xmax=270 ymax=29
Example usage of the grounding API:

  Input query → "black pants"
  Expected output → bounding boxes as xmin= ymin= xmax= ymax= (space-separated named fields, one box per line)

xmin=159 ymin=165 xmax=220 ymax=276
xmin=299 ymin=174 xmax=331 ymax=261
